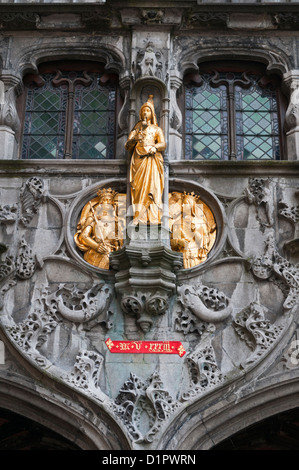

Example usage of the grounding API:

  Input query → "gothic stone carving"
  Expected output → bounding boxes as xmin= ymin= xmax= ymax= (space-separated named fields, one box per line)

xmin=234 ymin=302 xmax=284 ymax=366
xmin=112 ymin=371 xmax=180 ymax=444
xmin=181 ymin=332 xmax=226 ymax=401
xmin=244 ymin=177 xmax=274 ymax=231
xmin=0 ymin=204 xmax=17 ymax=224
xmin=45 ymin=282 xmax=113 ymax=328
xmin=177 ymin=283 xmax=232 ymax=324
xmin=121 ymin=290 xmax=168 ymax=332
xmin=67 ymin=349 xmax=105 ymax=399
xmin=251 ymin=233 xmax=299 ymax=312
xmin=20 ymin=176 xmax=44 ymax=226
xmin=135 ymin=42 xmax=165 ymax=81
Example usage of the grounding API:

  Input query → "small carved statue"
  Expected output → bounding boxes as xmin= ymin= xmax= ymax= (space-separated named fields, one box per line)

xmin=169 ymin=191 xmax=216 ymax=269
xmin=125 ymin=95 xmax=166 ymax=225
xmin=74 ymin=188 xmax=124 ymax=269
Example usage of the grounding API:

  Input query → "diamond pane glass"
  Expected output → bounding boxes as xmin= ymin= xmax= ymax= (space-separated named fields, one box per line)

xmin=22 ymin=70 xmax=117 ymax=160
xmin=185 ymin=77 xmax=227 ymax=160
xmin=22 ymin=73 xmax=65 ymax=159
xmin=236 ymin=77 xmax=280 ymax=160
xmin=73 ymin=75 xmax=115 ymax=159
xmin=185 ymin=71 xmax=281 ymax=161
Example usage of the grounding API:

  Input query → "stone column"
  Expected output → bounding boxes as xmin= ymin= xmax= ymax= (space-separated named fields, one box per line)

xmin=0 ymin=73 xmax=21 ymax=160
xmin=283 ymin=70 xmax=299 ymax=161
xmin=169 ymin=74 xmax=183 ymax=160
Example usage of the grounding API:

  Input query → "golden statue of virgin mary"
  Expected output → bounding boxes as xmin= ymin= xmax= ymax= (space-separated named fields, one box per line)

xmin=125 ymin=95 xmax=166 ymax=225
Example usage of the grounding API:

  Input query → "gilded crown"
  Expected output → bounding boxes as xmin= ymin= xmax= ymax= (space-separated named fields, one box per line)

xmin=97 ymin=187 xmax=117 ymax=201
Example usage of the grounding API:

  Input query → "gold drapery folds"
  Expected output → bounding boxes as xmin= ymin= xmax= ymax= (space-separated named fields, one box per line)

xmin=125 ymin=95 xmax=166 ymax=225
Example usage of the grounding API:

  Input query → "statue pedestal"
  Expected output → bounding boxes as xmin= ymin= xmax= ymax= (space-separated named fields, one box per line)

xmin=110 ymin=225 xmax=183 ymax=332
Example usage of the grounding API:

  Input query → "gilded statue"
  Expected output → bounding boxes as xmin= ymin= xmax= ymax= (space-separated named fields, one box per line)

xmin=169 ymin=191 xmax=216 ymax=269
xmin=74 ymin=188 xmax=125 ymax=270
xmin=125 ymin=95 xmax=166 ymax=225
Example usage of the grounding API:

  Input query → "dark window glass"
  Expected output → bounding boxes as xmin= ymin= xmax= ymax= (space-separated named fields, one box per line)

xmin=21 ymin=63 xmax=118 ymax=160
xmin=184 ymin=64 xmax=285 ymax=161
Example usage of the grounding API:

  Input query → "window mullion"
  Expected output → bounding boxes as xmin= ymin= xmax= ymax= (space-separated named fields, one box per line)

xmin=52 ymin=71 xmax=92 ymax=159
xmin=227 ymin=82 xmax=237 ymax=160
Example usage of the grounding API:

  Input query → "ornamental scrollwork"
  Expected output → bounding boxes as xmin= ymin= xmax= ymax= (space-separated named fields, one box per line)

xmin=45 ymin=282 xmax=113 ymax=328
xmin=251 ymin=233 xmax=299 ymax=312
xmin=177 ymin=283 xmax=232 ymax=325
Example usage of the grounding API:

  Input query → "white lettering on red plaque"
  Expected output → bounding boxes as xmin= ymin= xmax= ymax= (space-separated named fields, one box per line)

xmin=105 ymin=338 xmax=186 ymax=357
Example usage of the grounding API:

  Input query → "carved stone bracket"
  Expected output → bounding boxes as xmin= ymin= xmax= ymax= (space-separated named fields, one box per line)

xmin=121 ymin=290 xmax=169 ymax=332
xmin=110 ymin=238 xmax=183 ymax=332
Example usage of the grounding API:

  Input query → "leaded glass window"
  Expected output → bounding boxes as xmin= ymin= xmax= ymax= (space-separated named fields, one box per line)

xmin=184 ymin=65 xmax=285 ymax=161
xmin=21 ymin=62 xmax=118 ymax=159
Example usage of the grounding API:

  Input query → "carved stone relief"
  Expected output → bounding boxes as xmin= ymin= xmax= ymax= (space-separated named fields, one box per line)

xmin=0 ymin=174 xmax=299 ymax=449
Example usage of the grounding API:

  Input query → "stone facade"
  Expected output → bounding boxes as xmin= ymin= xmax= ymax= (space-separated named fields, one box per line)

xmin=1 ymin=0 xmax=299 ymax=451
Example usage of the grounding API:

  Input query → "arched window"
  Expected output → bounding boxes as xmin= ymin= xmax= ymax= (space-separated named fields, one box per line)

xmin=20 ymin=61 xmax=119 ymax=160
xmin=183 ymin=61 xmax=286 ymax=161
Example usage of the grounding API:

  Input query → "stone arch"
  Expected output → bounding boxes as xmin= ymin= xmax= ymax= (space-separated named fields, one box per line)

xmin=156 ymin=370 xmax=299 ymax=450
xmin=16 ymin=39 xmax=126 ymax=79
xmin=178 ymin=42 xmax=292 ymax=79
xmin=0 ymin=372 xmax=131 ymax=450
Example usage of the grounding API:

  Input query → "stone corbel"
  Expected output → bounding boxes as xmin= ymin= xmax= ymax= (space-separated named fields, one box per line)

xmin=0 ymin=73 xmax=22 ymax=159
xmin=283 ymin=70 xmax=299 ymax=160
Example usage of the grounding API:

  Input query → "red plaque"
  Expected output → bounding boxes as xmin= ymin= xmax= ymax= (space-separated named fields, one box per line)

xmin=105 ymin=338 xmax=186 ymax=357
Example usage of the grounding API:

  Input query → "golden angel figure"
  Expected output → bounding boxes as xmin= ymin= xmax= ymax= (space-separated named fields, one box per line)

xmin=125 ymin=95 xmax=166 ymax=225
